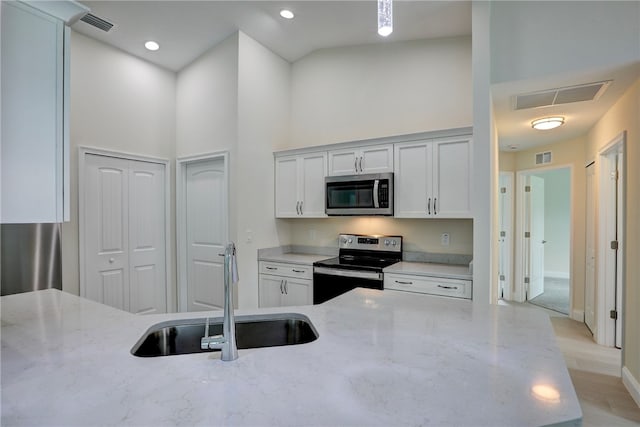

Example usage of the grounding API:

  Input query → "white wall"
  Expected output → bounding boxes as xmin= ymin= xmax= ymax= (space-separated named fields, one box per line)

xmin=64 ymin=32 xmax=176 ymax=298
xmin=491 ymin=1 xmax=640 ymax=83
xmin=236 ymin=32 xmax=291 ymax=308
xmin=289 ymin=37 xmax=472 ymax=148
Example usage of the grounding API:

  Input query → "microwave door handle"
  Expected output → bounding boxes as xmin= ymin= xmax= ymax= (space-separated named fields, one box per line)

xmin=373 ymin=179 xmax=379 ymax=208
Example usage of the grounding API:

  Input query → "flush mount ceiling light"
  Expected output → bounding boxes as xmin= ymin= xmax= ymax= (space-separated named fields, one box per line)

xmin=144 ymin=41 xmax=159 ymax=51
xmin=280 ymin=9 xmax=294 ymax=19
xmin=531 ymin=116 xmax=565 ymax=130
xmin=378 ymin=0 xmax=392 ymax=37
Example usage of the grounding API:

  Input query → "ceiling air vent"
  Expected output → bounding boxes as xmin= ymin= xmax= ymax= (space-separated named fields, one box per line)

xmin=535 ymin=151 xmax=552 ymax=165
xmin=514 ymin=81 xmax=611 ymax=110
xmin=80 ymin=13 xmax=114 ymax=32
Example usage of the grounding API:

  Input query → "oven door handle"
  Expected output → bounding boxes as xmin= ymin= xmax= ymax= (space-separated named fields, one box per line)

xmin=314 ymin=266 xmax=382 ymax=280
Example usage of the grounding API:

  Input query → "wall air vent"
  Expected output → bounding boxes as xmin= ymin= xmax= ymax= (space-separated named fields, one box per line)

xmin=79 ymin=13 xmax=114 ymax=32
xmin=535 ymin=151 xmax=552 ymax=165
xmin=513 ymin=81 xmax=611 ymax=110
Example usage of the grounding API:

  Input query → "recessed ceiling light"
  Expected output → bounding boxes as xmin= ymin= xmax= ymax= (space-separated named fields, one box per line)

xmin=531 ymin=117 xmax=565 ymax=130
xmin=280 ymin=9 xmax=294 ymax=19
xmin=144 ymin=41 xmax=160 ymax=51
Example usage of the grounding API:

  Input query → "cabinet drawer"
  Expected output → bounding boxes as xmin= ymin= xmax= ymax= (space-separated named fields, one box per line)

xmin=384 ymin=274 xmax=471 ymax=299
xmin=259 ymin=261 xmax=313 ymax=280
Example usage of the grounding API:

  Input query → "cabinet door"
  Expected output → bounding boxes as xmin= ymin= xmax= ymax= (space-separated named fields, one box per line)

xmin=282 ymin=278 xmax=312 ymax=306
xmin=259 ymin=275 xmax=285 ymax=307
xmin=432 ymin=137 xmax=472 ymax=218
xmin=394 ymin=142 xmax=431 ymax=217
xmin=360 ymin=145 xmax=393 ymax=174
xmin=275 ymin=156 xmax=300 ymax=218
xmin=328 ymin=149 xmax=358 ymax=175
xmin=300 ymin=153 xmax=327 ymax=217
xmin=1 ymin=2 xmax=67 ymax=223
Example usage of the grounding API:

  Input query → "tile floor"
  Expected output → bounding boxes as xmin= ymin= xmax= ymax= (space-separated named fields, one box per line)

xmin=503 ymin=301 xmax=640 ymax=426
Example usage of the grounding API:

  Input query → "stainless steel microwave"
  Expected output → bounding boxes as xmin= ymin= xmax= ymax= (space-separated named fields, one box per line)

xmin=325 ymin=173 xmax=393 ymax=216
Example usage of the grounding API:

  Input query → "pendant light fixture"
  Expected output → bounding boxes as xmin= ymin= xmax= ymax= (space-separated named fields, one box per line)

xmin=378 ymin=0 xmax=392 ymax=37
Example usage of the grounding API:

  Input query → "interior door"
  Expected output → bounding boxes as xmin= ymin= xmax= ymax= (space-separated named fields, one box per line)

xmin=185 ymin=158 xmax=226 ymax=311
xmin=498 ymin=172 xmax=513 ymax=299
xmin=528 ymin=175 xmax=545 ymax=300
xmin=84 ymin=154 xmax=129 ymax=310
xmin=585 ymin=163 xmax=596 ymax=333
xmin=128 ymin=160 xmax=167 ymax=314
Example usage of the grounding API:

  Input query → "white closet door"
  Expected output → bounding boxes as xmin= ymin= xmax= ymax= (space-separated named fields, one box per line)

xmin=84 ymin=154 xmax=129 ymax=311
xmin=185 ymin=159 xmax=227 ymax=311
xmin=128 ymin=161 xmax=167 ymax=314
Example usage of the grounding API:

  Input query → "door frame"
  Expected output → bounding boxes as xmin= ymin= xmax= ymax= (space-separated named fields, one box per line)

xmin=514 ymin=164 xmax=574 ymax=318
xmin=498 ymin=171 xmax=514 ymax=300
xmin=595 ymin=131 xmax=625 ymax=348
xmin=176 ymin=151 xmax=230 ymax=312
xmin=78 ymin=146 xmax=172 ymax=310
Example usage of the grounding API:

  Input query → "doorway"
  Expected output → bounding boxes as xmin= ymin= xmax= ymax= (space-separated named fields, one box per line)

xmin=176 ymin=152 xmax=229 ymax=312
xmin=497 ymin=172 xmax=514 ymax=300
xmin=79 ymin=148 xmax=170 ymax=314
xmin=594 ymin=132 xmax=625 ymax=348
xmin=515 ymin=166 xmax=572 ymax=315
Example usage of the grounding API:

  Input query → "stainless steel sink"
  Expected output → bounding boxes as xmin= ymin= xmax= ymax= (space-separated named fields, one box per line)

xmin=131 ymin=313 xmax=318 ymax=357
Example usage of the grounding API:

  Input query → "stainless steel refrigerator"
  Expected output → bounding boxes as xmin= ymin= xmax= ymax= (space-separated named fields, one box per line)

xmin=1 ymin=223 xmax=62 ymax=296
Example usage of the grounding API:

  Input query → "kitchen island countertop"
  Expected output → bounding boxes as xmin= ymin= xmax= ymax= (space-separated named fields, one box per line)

xmin=1 ymin=289 xmax=581 ymax=426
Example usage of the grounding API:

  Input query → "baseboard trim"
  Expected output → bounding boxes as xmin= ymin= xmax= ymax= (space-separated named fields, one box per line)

xmin=622 ymin=366 xmax=640 ymax=407
xmin=545 ymin=271 xmax=570 ymax=279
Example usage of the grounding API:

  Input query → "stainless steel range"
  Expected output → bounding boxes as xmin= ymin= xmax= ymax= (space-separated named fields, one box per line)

xmin=313 ymin=234 xmax=402 ymax=304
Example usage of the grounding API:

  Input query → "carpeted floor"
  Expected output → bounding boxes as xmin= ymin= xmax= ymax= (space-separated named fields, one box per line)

xmin=528 ymin=277 xmax=570 ymax=314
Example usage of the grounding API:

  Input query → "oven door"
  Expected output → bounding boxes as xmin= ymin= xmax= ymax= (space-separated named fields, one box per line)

xmin=313 ymin=266 xmax=383 ymax=304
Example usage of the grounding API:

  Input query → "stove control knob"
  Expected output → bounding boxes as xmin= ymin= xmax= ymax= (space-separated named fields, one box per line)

xmin=348 ymin=238 xmax=353 ymax=244
xmin=341 ymin=237 xmax=348 ymax=244
xmin=384 ymin=239 xmax=390 ymax=246
xmin=391 ymin=240 xmax=397 ymax=246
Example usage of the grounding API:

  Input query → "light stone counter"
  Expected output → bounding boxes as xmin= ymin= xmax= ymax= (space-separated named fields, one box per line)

xmin=384 ymin=261 xmax=473 ymax=281
xmin=1 ymin=289 xmax=581 ymax=426
xmin=258 ymin=253 xmax=332 ymax=265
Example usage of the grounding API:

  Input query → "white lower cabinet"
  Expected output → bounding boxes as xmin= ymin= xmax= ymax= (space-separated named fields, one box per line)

xmin=259 ymin=261 xmax=313 ymax=307
xmin=384 ymin=273 xmax=472 ymax=299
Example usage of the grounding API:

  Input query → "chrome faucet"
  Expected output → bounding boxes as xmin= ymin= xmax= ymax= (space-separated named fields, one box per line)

xmin=200 ymin=242 xmax=239 ymax=361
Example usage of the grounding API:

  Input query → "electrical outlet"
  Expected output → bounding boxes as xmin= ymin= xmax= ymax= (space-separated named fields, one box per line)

xmin=441 ymin=233 xmax=450 ymax=246
xmin=246 ymin=229 xmax=253 ymax=243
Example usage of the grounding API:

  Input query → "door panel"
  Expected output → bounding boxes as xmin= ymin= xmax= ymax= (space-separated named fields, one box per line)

xmin=433 ymin=138 xmax=471 ymax=217
xmin=301 ymin=153 xmax=327 ymax=217
xmin=328 ymin=149 xmax=358 ymax=175
xmin=394 ymin=142 xmax=429 ymax=217
xmin=283 ymin=279 xmax=311 ymax=306
xmin=186 ymin=159 xmax=226 ymax=311
xmin=259 ymin=275 xmax=284 ymax=307
xmin=585 ymin=164 xmax=596 ymax=332
xmin=129 ymin=161 xmax=166 ymax=314
xmin=275 ymin=156 xmax=299 ymax=217
xmin=529 ymin=176 xmax=545 ymax=300
xmin=84 ymin=154 xmax=129 ymax=311
xmin=361 ymin=145 xmax=393 ymax=174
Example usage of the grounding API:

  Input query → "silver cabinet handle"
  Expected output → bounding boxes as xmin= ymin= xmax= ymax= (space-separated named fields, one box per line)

xmin=266 ymin=266 xmax=278 ymax=270
xmin=395 ymin=280 xmax=413 ymax=285
xmin=437 ymin=285 xmax=458 ymax=290
xmin=434 ymin=197 xmax=437 ymax=215
xmin=300 ymin=200 xmax=303 ymax=215
xmin=280 ymin=280 xmax=284 ymax=294
xmin=354 ymin=158 xmax=358 ymax=173
xmin=296 ymin=201 xmax=301 ymax=215
xmin=359 ymin=157 xmax=363 ymax=172
xmin=292 ymin=269 xmax=305 ymax=273
xmin=284 ymin=280 xmax=288 ymax=295
xmin=427 ymin=197 xmax=431 ymax=215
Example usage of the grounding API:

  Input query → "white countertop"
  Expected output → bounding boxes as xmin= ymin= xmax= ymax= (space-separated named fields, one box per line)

xmin=258 ymin=253 xmax=332 ymax=265
xmin=1 ymin=289 xmax=581 ymax=426
xmin=384 ymin=261 xmax=472 ymax=280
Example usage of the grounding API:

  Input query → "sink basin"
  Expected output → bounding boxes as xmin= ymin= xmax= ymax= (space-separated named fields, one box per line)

xmin=131 ymin=313 xmax=318 ymax=357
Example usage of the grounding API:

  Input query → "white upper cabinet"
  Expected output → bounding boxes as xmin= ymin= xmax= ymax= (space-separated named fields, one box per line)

xmin=275 ymin=152 xmax=327 ymax=218
xmin=1 ymin=1 xmax=87 ymax=223
xmin=394 ymin=135 xmax=472 ymax=218
xmin=328 ymin=144 xmax=393 ymax=176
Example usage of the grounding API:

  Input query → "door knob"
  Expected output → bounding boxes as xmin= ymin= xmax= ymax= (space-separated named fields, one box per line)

xmin=109 ymin=257 xmax=115 ymax=263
